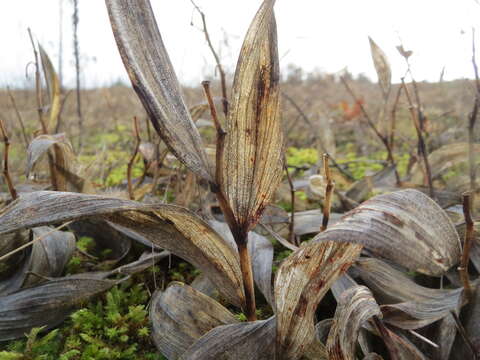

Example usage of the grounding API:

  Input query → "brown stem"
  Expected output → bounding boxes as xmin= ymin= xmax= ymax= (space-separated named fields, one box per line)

xmin=401 ymin=79 xmax=434 ymax=198
xmin=372 ymin=317 xmax=400 ymax=360
xmin=451 ymin=310 xmax=478 ymax=360
xmin=6 ymin=87 xmax=29 ymax=149
xmin=281 ymin=91 xmax=355 ymax=182
xmin=283 ymin=159 xmax=297 ymax=245
xmin=340 ymin=76 xmax=400 ymax=183
xmin=389 ymin=85 xmax=403 ymax=186
xmin=321 ymin=154 xmax=335 ymax=232
xmin=127 ymin=117 xmax=141 ymax=200
xmin=469 ymin=28 xmax=479 ymax=194
xmin=191 ymin=1 xmax=228 ymax=116
xmin=459 ymin=192 xmax=474 ymax=302
xmin=72 ymin=0 xmax=83 ymax=150
xmin=237 ymin=239 xmax=256 ymax=321
xmin=0 ymin=118 xmax=17 ymax=200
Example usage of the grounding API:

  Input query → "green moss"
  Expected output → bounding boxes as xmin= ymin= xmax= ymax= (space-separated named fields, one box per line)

xmin=286 ymin=147 xmax=318 ymax=167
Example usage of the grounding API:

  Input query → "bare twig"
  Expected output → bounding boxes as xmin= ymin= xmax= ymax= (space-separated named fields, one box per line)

xmin=469 ymin=28 xmax=479 ymax=194
xmin=459 ymin=192 xmax=474 ymax=302
xmin=283 ymin=158 xmax=297 ymax=245
xmin=6 ymin=86 xmax=29 ymax=148
xmin=72 ymin=0 xmax=83 ymax=150
xmin=191 ymin=1 xmax=228 ymax=116
xmin=0 ymin=118 xmax=18 ymax=200
xmin=27 ymin=28 xmax=47 ymax=133
xmin=451 ymin=310 xmax=478 ymax=360
xmin=401 ymin=78 xmax=434 ymax=198
xmin=321 ymin=154 xmax=335 ymax=231
xmin=127 ymin=117 xmax=141 ymax=200
xmin=281 ymin=91 xmax=355 ymax=181
xmin=340 ymin=76 xmax=399 ymax=177
xmin=0 ymin=221 xmax=73 ymax=262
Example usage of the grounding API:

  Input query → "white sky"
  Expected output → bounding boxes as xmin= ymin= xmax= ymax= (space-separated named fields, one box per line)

xmin=0 ymin=0 xmax=479 ymax=89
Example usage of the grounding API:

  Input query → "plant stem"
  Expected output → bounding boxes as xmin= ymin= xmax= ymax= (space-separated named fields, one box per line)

xmin=321 ymin=154 xmax=335 ymax=232
xmin=401 ymin=79 xmax=434 ymax=198
xmin=459 ymin=192 xmax=474 ymax=302
xmin=451 ymin=310 xmax=478 ymax=360
xmin=469 ymin=28 xmax=479 ymax=195
xmin=127 ymin=116 xmax=141 ymax=200
xmin=0 ymin=118 xmax=17 ymax=200
xmin=237 ymin=238 xmax=256 ymax=321
xmin=283 ymin=159 xmax=297 ymax=245
xmin=6 ymin=86 xmax=29 ymax=149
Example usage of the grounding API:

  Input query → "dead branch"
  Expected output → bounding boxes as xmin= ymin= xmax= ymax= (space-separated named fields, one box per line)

xmin=459 ymin=192 xmax=474 ymax=302
xmin=191 ymin=0 xmax=229 ymax=116
xmin=321 ymin=154 xmax=335 ymax=231
xmin=283 ymin=158 xmax=298 ymax=245
xmin=0 ymin=118 xmax=17 ymax=200
xmin=127 ymin=116 xmax=141 ymax=200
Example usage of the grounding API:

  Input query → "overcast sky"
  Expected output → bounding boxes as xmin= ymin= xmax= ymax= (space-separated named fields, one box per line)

xmin=0 ymin=0 xmax=479 ymax=89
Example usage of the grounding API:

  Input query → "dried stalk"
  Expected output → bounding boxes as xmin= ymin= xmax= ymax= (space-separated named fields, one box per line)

xmin=451 ymin=310 xmax=478 ymax=360
xmin=6 ymin=86 xmax=29 ymax=148
xmin=0 ymin=118 xmax=17 ymax=200
xmin=191 ymin=1 xmax=228 ymax=116
xmin=281 ymin=91 xmax=355 ymax=181
xmin=72 ymin=0 xmax=83 ymax=150
xmin=127 ymin=116 xmax=141 ymax=200
xmin=459 ymin=192 xmax=474 ymax=302
xmin=469 ymin=28 xmax=479 ymax=194
xmin=0 ymin=221 xmax=72 ymax=262
xmin=283 ymin=158 xmax=297 ymax=245
xmin=202 ymin=80 xmax=256 ymax=321
xmin=340 ymin=77 xmax=400 ymax=184
xmin=321 ymin=154 xmax=335 ymax=232
xmin=28 ymin=28 xmax=60 ymax=190
xmin=401 ymin=79 xmax=434 ymax=198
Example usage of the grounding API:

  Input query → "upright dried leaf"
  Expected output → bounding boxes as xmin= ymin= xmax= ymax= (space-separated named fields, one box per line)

xmin=150 ymin=282 xmax=238 ymax=359
xmin=327 ymin=286 xmax=381 ymax=360
xmin=0 ymin=191 xmax=245 ymax=307
xmin=105 ymin=0 xmax=212 ymax=181
xmin=275 ymin=240 xmax=362 ymax=360
xmin=26 ymin=133 xmax=73 ymax=177
xmin=222 ymin=0 xmax=283 ymax=232
xmin=368 ymin=37 xmax=391 ymax=98
xmin=39 ymin=44 xmax=61 ymax=132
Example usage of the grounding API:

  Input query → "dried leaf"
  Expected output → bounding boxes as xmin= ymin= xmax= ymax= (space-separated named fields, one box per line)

xmin=368 ymin=37 xmax=391 ymax=98
xmin=293 ymin=209 xmax=342 ymax=236
xmin=321 ymin=189 xmax=460 ymax=276
xmin=222 ymin=0 xmax=283 ymax=232
xmin=0 ymin=226 xmax=75 ymax=295
xmin=150 ymin=282 xmax=238 ymax=359
xmin=326 ymin=286 xmax=381 ymax=360
xmin=0 ymin=274 xmax=120 ymax=341
xmin=181 ymin=316 xmax=276 ymax=360
xmin=309 ymin=175 xmax=327 ymax=198
xmin=39 ymin=43 xmax=61 ymax=132
xmin=26 ymin=133 xmax=73 ymax=177
xmin=0 ymin=231 xmax=29 ymax=278
xmin=396 ymin=45 xmax=413 ymax=59
xmin=0 ymin=191 xmax=245 ymax=307
xmin=275 ymin=240 xmax=362 ymax=360
xmin=105 ymin=0 xmax=212 ymax=182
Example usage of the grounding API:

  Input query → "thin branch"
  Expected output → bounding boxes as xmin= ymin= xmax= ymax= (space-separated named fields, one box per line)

xmin=459 ymin=192 xmax=474 ymax=302
xmin=127 ymin=116 xmax=141 ymax=200
xmin=451 ymin=310 xmax=478 ymax=360
xmin=0 ymin=221 xmax=73 ymax=262
xmin=6 ymin=86 xmax=29 ymax=149
xmin=281 ymin=91 xmax=355 ymax=181
xmin=321 ymin=154 xmax=335 ymax=232
xmin=401 ymin=78 xmax=434 ymax=198
xmin=191 ymin=0 xmax=228 ymax=116
xmin=27 ymin=28 xmax=47 ymax=133
xmin=283 ymin=158 xmax=297 ymax=245
xmin=0 ymin=118 xmax=17 ymax=200
xmin=469 ymin=28 xmax=479 ymax=194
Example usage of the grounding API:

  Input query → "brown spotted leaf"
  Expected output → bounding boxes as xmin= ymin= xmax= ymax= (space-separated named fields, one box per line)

xmin=326 ymin=286 xmax=381 ymax=360
xmin=0 ymin=191 xmax=245 ymax=307
xmin=105 ymin=0 xmax=212 ymax=182
xmin=319 ymin=189 xmax=460 ymax=276
xmin=150 ymin=282 xmax=238 ymax=359
xmin=274 ymin=240 xmax=362 ymax=360
xmin=368 ymin=37 xmax=391 ymax=98
xmin=222 ymin=0 xmax=283 ymax=232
